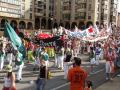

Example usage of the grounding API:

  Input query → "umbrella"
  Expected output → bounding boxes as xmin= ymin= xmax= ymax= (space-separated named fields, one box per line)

xmin=37 ymin=33 xmax=52 ymax=39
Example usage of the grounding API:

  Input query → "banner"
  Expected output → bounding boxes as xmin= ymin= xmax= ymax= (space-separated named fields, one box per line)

xmin=64 ymin=26 xmax=95 ymax=39
xmin=40 ymin=41 xmax=56 ymax=47
xmin=63 ymin=25 xmax=111 ymax=42
xmin=82 ymin=29 xmax=109 ymax=42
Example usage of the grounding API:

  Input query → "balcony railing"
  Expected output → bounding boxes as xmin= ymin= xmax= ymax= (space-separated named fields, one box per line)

xmin=35 ymin=12 xmax=44 ymax=16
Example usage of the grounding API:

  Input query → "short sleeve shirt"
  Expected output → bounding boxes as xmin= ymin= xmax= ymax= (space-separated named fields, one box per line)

xmin=67 ymin=66 xmax=87 ymax=90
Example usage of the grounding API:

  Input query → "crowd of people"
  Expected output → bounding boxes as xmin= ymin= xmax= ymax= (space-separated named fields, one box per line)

xmin=0 ymin=24 xmax=120 ymax=90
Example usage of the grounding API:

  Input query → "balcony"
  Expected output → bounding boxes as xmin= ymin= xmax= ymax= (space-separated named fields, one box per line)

xmin=62 ymin=10 xmax=71 ymax=14
xmin=77 ymin=0 xmax=86 ymax=4
xmin=35 ymin=12 xmax=44 ymax=16
xmin=77 ymin=8 xmax=86 ymax=12
xmin=37 ymin=6 xmax=44 ymax=9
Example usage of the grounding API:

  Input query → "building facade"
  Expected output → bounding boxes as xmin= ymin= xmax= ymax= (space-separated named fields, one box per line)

xmin=0 ymin=0 xmax=119 ymax=31
xmin=0 ymin=0 xmax=34 ymax=31
xmin=109 ymin=0 xmax=118 ymax=25
xmin=117 ymin=13 xmax=120 ymax=27
xmin=34 ymin=0 xmax=60 ymax=30
xmin=61 ymin=0 xmax=119 ymax=29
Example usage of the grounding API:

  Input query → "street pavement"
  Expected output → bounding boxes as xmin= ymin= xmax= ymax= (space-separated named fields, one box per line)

xmin=0 ymin=54 xmax=119 ymax=90
xmin=96 ymin=74 xmax=120 ymax=90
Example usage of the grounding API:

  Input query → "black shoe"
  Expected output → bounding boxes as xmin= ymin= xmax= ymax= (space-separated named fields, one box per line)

xmin=37 ymin=67 xmax=39 ymax=71
xmin=33 ymin=68 xmax=36 ymax=71
xmin=16 ymin=80 xmax=20 ymax=83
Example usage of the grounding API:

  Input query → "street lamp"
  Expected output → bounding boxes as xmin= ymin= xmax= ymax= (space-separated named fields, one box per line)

xmin=51 ymin=17 xmax=53 ymax=28
xmin=50 ymin=18 xmax=54 ymax=34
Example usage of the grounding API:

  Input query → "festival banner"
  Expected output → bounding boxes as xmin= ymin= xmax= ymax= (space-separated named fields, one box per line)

xmin=40 ymin=41 xmax=56 ymax=47
xmin=63 ymin=25 xmax=111 ymax=42
xmin=64 ymin=26 xmax=95 ymax=39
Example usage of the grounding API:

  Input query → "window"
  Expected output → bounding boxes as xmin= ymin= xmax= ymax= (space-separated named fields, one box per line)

xmin=21 ymin=15 xmax=25 ymax=18
xmin=22 ymin=6 xmax=25 ymax=10
xmin=77 ymin=3 xmax=86 ymax=9
xmin=30 ymin=13 xmax=32 ymax=20
xmin=1 ymin=7 xmax=6 ymax=12
xmin=89 ymin=0 xmax=92 ymax=2
xmin=30 ymin=6 xmax=32 ymax=11
xmin=98 ymin=5 xmax=100 ymax=11
xmin=103 ymin=14 xmax=107 ymax=20
xmin=63 ymin=14 xmax=70 ymax=20
xmin=105 ymin=5 xmax=107 ymax=10
xmin=79 ymin=12 xmax=86 ymax=19
xmin=88 ymin=16 xmax=91 ymax=19
xmin=0 ymin=7 xmax=1 ymax=11
xmin=88 ymin=4 xmax=91 ymax=10
xmin=97 ymin=13 xmax=99 ymax=20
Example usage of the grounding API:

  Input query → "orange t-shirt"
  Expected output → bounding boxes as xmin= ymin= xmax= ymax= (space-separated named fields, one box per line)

xmin=67 ymin=66 xmax=87 ymax=90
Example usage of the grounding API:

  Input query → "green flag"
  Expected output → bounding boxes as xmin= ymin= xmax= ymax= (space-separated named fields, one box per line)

xmin=4 ymin=22 xmax=26 ymax=60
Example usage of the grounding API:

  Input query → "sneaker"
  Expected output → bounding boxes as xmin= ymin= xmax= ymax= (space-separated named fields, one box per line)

xmin=106 ymin=77 xmax=109 ymax=80
xmin=16 ymin=80 xmax=20 ymax=83
xmin=117 ymin=74 xmax=120 ymax=77
xmin=110 ymin=78 xmax=113 ymax=81
xmin=90 ymin=72 xmax=94 ymax=75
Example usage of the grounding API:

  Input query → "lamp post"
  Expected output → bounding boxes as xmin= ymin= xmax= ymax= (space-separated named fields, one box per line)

xmin=51 ymin=18 xmax=54 ymax=34
xmin=51 ymin=17 xmax=53 ymax=29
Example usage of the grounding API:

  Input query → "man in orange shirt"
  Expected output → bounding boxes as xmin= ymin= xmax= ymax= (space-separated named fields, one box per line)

xmin=67 ymin=57 xmax=87 ymax=90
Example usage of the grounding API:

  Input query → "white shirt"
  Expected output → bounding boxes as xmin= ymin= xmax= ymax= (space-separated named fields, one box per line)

xmin=4 ymin=77 xmax=11 ymax=87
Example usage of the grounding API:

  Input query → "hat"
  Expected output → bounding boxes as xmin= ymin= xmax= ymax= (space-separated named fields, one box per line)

xmin=5 ymin=65 xmax=12 ymax=72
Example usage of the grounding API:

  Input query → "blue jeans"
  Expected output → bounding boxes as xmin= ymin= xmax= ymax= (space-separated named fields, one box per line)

xmin=36 ymin=78 xmax=46 ymax=90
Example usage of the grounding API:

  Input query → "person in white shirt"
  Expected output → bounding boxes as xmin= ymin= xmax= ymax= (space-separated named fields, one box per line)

xmin=3 ymin=65 xmax=16 ymax=90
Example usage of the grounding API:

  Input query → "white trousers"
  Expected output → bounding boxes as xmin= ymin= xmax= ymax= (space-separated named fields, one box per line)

xmin=96 ymin=55 xmax=100 ymax=65
xmin=16 ymin=62 xmax=24 ymax=80
xmin=63 ymin=62 xmax=72 ymax=79
xmin=58 ymin=56 xmax=64 ymax=69
xmin=45 ymin=60 xmax=49 ymax=68
xmin=0 ymin=56 xmax=4 ymax=70
xmin=7 ymin=53 xmax=13 ymax=65
xmin=55 ymin=55 xmax=58 ymax=66
xmin=106 ymin=61 xmax=114 ymax=73
xmin=74 ymin=48 xmax=79 ymax=57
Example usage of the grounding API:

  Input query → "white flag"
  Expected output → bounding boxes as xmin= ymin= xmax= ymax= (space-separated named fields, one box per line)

xmin=75 ymin=26 xmax=78 ymax=32
xmin=107 ymin=24 xmax=112 ymax=34
xmin=59 ymin=26 xmax=63 ymax=35
xmin=94 ymin=24 xmax=99 ymax=34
